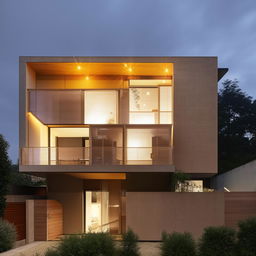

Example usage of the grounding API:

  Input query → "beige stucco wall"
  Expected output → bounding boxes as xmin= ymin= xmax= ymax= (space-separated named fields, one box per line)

xmin=173 ymin=57 xmax=217 ymax=174
xmin=47 ymin=174 xmax=84 ymax=234
xmin=126 ymin=192 xmax=224 ymax=240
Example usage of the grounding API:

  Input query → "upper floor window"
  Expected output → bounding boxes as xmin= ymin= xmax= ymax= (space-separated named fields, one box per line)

xmin=84 ymin=90 xmax=118 ymax=124
xmin=129 ymin=79 xmax=173 ymax=124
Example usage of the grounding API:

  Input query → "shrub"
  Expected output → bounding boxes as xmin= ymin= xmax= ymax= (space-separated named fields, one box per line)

xmin=48 ymin=233 xmax=116 ymax=256
xmin=236 ymin=217 xmax=256 ymax=256
xmin=45 ymin=248 xmax=60 ymax=256
xmin=198 ymin=226 xmax=236 ymax=256
xmin=120 ymin=228 xmax=140 ymax=256
xmin=160 ymin=231 xmax=196 ymax=256
xmin=0 ymin=218 xmax=17 ymax=252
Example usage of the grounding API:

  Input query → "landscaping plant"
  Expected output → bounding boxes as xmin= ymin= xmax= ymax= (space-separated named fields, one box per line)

xmin=236 ymin=217 xmax=256 ymax=256
xmin=198 ymin=226 xmax=236 ymax=256
xmin=45 ymin=232 xmax=116 ymax=256
xmin=160 ymin=231 xmax=196 ymax=256
xmin=120 ymin=228 xmax=140 ymax=256
xmin=0 ymin=218 xmax=17 ymax=252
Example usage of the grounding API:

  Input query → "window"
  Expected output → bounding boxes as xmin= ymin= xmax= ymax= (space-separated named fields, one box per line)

xmin=84 ymin=91 xmax=118 ymax=124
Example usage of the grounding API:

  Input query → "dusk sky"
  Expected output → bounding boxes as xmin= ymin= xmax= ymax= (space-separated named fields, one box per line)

xmin=0 ymin=0 xmax=256 ymax=162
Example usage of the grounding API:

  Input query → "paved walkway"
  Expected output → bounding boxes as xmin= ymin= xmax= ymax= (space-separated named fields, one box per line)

xmin=0 ymin=241 xmax=161 ymax=256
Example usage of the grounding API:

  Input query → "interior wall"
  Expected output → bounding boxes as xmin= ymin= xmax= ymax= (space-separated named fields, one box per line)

xmin=27 ymin=113 xmax=48 ymax=164
xmin=47 ymin=173 xmax=84 ymax=234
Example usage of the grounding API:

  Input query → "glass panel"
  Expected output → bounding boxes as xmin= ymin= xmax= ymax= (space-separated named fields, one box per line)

xmin=160 ymin=112 xmax=172 ymax=124
xmin=29 ymin=90 xmax=83 ymax=124
xmin=84 ymin=91 xmax=118 ymax=124
xmin=127 ymin=127 xmax=171 ymax=165
xmin=91 ymin=126 xmax=123 ymax=165
xmin=129 ymin=88 xmax=158 ymax=124
xmin=160 ymin=87 xmax=172 ymax=111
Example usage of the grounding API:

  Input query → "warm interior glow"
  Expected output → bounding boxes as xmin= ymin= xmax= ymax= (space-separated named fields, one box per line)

xmin=77 ymin=65 xmax=81 ymax=70
xmin=84 ymin=91 xmax=118 ymax=124
xmin=129 ymin=79 xmax=172 ymax=87
xmin=128 ymin=67 xmax=132 ymax=72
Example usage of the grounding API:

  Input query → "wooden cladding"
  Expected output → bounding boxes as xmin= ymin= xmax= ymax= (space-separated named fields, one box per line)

xmin=4 ymin=202 xmax=26 ymax=241
xmin=34 ymin=200 xmax=63 ymax=241
xmin=225 ymin=192 xmax=256 ymax=228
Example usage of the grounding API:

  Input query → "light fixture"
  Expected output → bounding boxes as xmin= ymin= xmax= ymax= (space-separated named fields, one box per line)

xmin=162 ymin=80 xmax=166 ymax=84
xmin=85 ymin=76 xmax=90 ymax=80
xmin=146 ymin=91 xmax=150 ymax=96
xmin=124 ymin=63 xmax=128 ymax=68
xmin=165 ymin=68 xmax=169 ymax=73
xmin=224 ymin=187 xmax=230 ymax=192
xmin=77 ymin=65 xmax=81 ymax=70
xmin=128 ymin=67 xmax=132 ymax=72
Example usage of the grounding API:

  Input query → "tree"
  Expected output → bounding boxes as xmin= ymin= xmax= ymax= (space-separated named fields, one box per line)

xmin=0 ymin=134 xmax=11 ymax=217
xmin=218 ymin=79 xmax=256 ymax=173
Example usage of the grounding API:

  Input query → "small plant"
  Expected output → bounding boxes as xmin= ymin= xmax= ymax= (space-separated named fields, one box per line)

xmin=198 ymin=226 xmax=236 ymax=256
xmin=0 ymin=218 xmax=17 ymax=252
xmin=160 ymin=231 xmax=196 ymax=256
xmin=236 ymin=217 xmax=256 ymax=256
xmin=120 ymin=228 xmax=140 ymax=256
xmin=171 ymin=171 xmax=191 ymax=192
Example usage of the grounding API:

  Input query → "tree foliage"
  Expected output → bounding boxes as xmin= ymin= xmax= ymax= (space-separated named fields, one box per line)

xmin=0 ymin=134 xmax=12 ymax=217
xmin=218 ymin=79 xmax=256 ymax=173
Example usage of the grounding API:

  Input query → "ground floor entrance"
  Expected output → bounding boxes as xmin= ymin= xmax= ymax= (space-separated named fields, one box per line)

xmin=84 ymin=180 xmax=125 ymax=235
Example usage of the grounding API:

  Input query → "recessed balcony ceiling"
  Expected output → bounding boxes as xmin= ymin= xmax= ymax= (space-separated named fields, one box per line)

xmin=28 ymin=62 xmax=173 ymax=76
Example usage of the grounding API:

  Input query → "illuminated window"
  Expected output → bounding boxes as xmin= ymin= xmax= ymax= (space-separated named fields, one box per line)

xmin=84 ymin=91 xmax=118 ymax=124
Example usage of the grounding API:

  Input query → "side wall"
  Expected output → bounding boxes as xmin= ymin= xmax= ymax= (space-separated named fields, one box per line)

xmin=126 ymin=192 xmax=224 ymax=240
xmin=212 ymin=160 xmax=256 ymax=191
xmin=47 ymin=174 xmax=84 ymax=234
xmin=173 ymin=57 xmax=218 ymax=175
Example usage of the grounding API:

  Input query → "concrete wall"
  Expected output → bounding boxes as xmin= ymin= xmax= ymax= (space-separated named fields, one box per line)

xmin=212 ymin=160 xmax=256 ymax=191
xmin=47 ymin=174 xmax=84 ymax=234
xmin=173 ymin=57 xmax=217 ymax=175
xmin=126 ymin=192 xmax=224 ymax=240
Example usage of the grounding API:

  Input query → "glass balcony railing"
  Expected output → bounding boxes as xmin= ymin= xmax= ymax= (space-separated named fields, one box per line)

xmin=20 ymin=147 xmax=172 ymax=166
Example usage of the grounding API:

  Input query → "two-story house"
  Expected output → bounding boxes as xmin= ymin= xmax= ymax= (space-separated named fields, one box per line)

xmin=19 ymin=56 xmax=228 ymax=240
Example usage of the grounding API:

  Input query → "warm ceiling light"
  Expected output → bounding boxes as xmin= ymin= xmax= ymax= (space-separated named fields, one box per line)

xmin=77 ymin=65 xmax=81 ymax=70
xmin=162 ymin=80 xmax=166 ymax=83
xmin=128 ymin=67 xmax=132 ymax=72
xmin=165 ymin=68 xmax=169 ymax=73
xmin=146 ymin=91 xmax=150 ymax=96
xmin=124 ymin=63 xmax=128 ymax=67
xmin=85 ymin=76 xmax=90 ymax=80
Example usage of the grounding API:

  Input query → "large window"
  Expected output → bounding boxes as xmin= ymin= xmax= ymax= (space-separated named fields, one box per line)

xmin=84 ymin=91 xmax=118 ymax=124
xmin=129 ymin=85 xmax=173 ymax=124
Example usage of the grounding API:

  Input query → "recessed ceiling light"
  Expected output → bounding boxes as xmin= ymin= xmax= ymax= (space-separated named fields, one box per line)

xmin=85 ymin=76 xmax=90 ymax=80
xmin=165 ymin=68 xmax=169 ymax=73
xmin=77 ymin=65 xmax=81 ymax=70
xmin=146 ymin=91 xmax=150 ymax=96
xmin=124 ymin=63 xmax=128 ymax=67
xmin=128 ymin=67 xmax=132 ymax=72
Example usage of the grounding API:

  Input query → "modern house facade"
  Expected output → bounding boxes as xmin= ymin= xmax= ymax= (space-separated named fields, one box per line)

xmin=19 ymin=56 xmax=234 ymax=240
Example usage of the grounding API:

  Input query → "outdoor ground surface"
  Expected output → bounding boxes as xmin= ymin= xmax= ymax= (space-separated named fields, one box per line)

xmin=0 ymin=241 xmax=161 ymax=256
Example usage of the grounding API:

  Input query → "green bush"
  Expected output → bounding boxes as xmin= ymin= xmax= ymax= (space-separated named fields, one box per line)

xmin=160 ymin=231 xmax=196 ymax=256
xmin=198 ymin=226 xmax=236 ymax=256
xmin=0 ymin=218 xmax=17 ymax=252
xmin=120 ymin=228 xmax=140 ymax=256
xmin=236 ymin=217 xmax=256 ymax=256
xmin=46 ymin=233 xmax=116 ymax=256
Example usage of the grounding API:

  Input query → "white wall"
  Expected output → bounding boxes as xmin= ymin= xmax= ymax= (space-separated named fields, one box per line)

xmin=212 ymin=160 xmax=256 ymax=192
